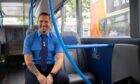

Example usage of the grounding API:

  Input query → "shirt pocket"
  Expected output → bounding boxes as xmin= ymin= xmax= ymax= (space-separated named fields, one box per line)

xmin=31 ymin=45 xmax=41 ymax=59
xmin=48 ymin=45 xmax=54 ymax=52
xmin=48 ymin=43 xmax=55 ymax=55
xmin=32 ymin=50 xmax=41 ymax=59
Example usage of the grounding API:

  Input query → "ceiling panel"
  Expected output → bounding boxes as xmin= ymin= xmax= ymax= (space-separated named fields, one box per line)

xmin=1 ymin=2 xmax=29 ymax=17
xmin=0 ymin=0 xmax=68 ymax=17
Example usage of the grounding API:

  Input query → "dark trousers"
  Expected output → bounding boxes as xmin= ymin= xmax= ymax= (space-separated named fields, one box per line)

xmin=25 ymin=64 xmax=69 ymax=84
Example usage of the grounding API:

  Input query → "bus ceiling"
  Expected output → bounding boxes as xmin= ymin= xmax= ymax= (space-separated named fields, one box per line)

xmin=34 ymin=0 xmax=67 ymax=17
xmin=0 ymin=0 xmax=68 ymax=17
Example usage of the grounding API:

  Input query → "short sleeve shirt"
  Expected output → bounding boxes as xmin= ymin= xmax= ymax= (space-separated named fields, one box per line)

xmin=23 ymin=31 xmax=63 ymax=64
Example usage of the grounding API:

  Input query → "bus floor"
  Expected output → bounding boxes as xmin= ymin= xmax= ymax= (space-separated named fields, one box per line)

xmin=0 ymin=64 xmax=25 ymax=84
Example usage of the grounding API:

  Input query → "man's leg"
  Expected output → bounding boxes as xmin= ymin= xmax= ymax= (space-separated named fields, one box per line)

xmin=54 ymin=70 xmax=70 ymax=84
xmin=25 ymin=69 xmax=39 ymax=84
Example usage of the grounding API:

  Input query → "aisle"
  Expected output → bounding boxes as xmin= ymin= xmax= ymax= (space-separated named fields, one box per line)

xmin=0 ymin=64 xmax=25 ymax=84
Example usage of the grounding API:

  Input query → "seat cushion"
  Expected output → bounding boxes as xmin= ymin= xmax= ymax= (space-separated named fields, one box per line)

xmin=61 ymin=32 xmax=96 ymax=84
xmin=69 ymin=72 xmax=95 ymax=84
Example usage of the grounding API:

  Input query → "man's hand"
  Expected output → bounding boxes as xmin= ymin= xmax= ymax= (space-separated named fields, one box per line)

xmin=46 ymin=74 xmax=53 ymax=84
xmin=37 ymin=74 xmax=47 ymax=84
xmin=24 ymin=55 xmax=47 ymax=84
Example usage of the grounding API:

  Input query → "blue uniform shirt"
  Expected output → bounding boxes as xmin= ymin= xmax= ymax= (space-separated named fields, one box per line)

xmin=23 ymin=30 xmax=63 ymax=64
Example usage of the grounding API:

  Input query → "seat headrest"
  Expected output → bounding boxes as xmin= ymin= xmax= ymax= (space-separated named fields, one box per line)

xmin=26 ymin=27 xmax=38 ymax=35
xmin=61 ymin=32 xmax=81 ymax=45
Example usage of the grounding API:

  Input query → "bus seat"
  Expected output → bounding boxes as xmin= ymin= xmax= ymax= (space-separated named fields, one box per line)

xmin=112 ymin=44 xmax=140 ymax=83
xmin=0 ymin=28 xmax=6 ymax=57
xmin=0 ymin=28 xmax=6 ymax=44
xmin=4 ymin=26 xmax=25 ymax=56
xmin=61 ymin=32 xmax=95 ymax=84
xmin=26 ymin=27 xmax=38 ymax=35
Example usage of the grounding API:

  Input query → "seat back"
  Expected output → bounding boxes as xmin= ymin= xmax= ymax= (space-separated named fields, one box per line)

xmin=112 ymin=44 xmax=140 ymax=83
xmin=61 ymin=31 xmax=88 ymax=74
xmin=0 ymin=28 xmax=6 ymax=44
xmin=0 ymin=28 xmax=6 ymax=56
xmin=3 ymin=26 xmax=26 ymax=56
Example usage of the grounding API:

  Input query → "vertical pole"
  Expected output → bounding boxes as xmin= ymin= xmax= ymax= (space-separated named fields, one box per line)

xmin=61 ymin=7 xmax=64 ymax=33
xmin=31 ymin=0 xmax=34 ymax=28
xmin=29 ymin=0 xmax=34 ymax=29
xmin=76 ymin=0 xmax=83 ymax=37
xmin=22 ymin=0 xmax=26 ymax=38
xmin=130 ymin=0 xmax=140 ymax=38
xmin=0 ymin=3 xmax=3 ymax=29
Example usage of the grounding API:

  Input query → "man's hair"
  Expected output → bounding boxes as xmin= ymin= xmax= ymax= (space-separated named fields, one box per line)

xmin=38 ymin=12 xmax=50 ymax=20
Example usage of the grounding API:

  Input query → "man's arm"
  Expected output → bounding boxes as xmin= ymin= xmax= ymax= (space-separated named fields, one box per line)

xmin=50 ymin=53 xmax=64 ymax=74
xmin=46 ymin=53 xmax=64 ymax=84
xmin=24 ymin=55 xmax=40 ymax=76
xmin=24 ymin=55 xmax=47 ymax=84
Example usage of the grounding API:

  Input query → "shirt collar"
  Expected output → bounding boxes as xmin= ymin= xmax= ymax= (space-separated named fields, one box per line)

xmin=37 ymin=30 xmax=50 ymax=37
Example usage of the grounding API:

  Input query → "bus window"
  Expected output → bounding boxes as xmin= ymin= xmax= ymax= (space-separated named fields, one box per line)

xmin=56 ymin=0 xmax=77 ymax=33
xmin=1 ymin=2 xmax=30 ymax=26
xmin=82 ymin=0 xmax=130 ymax=38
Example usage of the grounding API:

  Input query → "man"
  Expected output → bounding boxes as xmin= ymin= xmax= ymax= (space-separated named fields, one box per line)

xmin=23 ymin=12 xmax=69 ymax=84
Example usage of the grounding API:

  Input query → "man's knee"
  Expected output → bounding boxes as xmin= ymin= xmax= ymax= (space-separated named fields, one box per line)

xmin=56 ymin=75 xmax=69 ymax=84
xmin=55 ymin=71 xmax=70 ymax=84
xmin=60 ymin=74 xmax=69 ymax=82
xmin=25 ymin=69 xmax=39 ymax=84
xmin=64 ymin=75 xmax=70 ymax=83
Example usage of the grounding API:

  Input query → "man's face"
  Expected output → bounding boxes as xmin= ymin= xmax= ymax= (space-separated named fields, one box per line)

xmin=37 ymin=15 xmax=51 ymax=34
